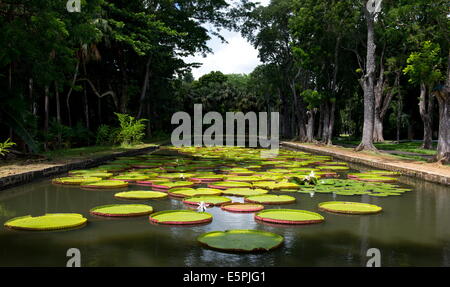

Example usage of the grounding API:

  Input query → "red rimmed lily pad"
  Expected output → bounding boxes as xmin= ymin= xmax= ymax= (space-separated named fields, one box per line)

xmin=244 ymin=194 xmax=296 ymax=205
xmin=90 ymin=204 xmax=153 ymax=217
xmin=149 ymin=210 xmax=212 ymax=225
xmin=221 ymin=203 xmax=265 ymax=213
xmin=255 ymin=209 xmax=324 ymax=225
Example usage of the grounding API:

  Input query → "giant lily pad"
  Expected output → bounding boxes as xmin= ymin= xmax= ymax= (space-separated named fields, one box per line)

xmin=90 ymin=204 xmax=153 ymax=217
xmin=318 ymin=201 xmax=382 ymax=214
xmin=221 ymin=203 xmax=265 ymax=213
xmin=81 ymin=180 xmax=129 ymax=189
xmin=255 ymin=209 xmax=324 ymax=225
xmin=4 ymin=213 xmax=87 ymax=231
xmin=183 ymin=195 xmax=232 ymax=206
xmin=245 ymin=194 xmax=296 ymax=205
xmin=52 ymin=177 xmax=102 ymax=185
xmin=114 ymin=191 xmax=168 ymax=200
xmin=149 ymin=210 xmax=212 ymax=225
xmin=221 ymin=188 xmax=268 ymax=197
xmin=208 ymin=181 xmax=252 ymax=189
xmin=197 ymin=229 xmax=283 ymax=252
xmin=169 ymin=188 xmax=222 ymax=198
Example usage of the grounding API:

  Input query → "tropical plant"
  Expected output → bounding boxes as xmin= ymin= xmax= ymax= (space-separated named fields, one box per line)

xmin=114 ymin=113 xmax=148 ymax=146
xmin=0 ymin=138 xmax=16 ymax=156
xmin=96 ymin=124 xmax=112 ymax=146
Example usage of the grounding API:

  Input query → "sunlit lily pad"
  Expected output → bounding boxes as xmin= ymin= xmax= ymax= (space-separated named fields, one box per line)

xmin=4 ymin=213 xmax=87 ymax=231
xmin=197 ymin=229 xmax=283 ymax=252
xmin=255 ymin=209 xmax=324 ymax=225
xmin=318 ymin=201 xmax=382 ymax=214
xmin=149 ymin=210 xmax=212 ymax=225
xmin=90 ymin=204 xmax=153 ymax=217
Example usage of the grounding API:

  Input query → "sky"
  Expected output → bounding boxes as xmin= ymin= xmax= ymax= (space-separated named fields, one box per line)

xmin=183 ymin=0 xmax=270 ymax=79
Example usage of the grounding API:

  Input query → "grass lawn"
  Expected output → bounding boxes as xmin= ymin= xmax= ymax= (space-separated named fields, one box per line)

xmin=333 ymin=140 xmax=437 ymax=155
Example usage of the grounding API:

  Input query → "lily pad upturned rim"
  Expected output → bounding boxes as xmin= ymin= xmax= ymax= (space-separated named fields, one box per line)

xmin=207 ymin=181 xmax=253 ymax=189
xmin=90 ymin=204 xmax=154 ymax=217
xmin=4 ymin=213 xmax=87 ymax=231
xmin=255 ymin=209 xmax=324 ymax=225
xmin=183 ymin=195 xmax=232 ymax=206
xmin=197 ymin=229 xmax=284 ymax=253
xmin=221 ymin=203 xmax=265 ymax=213
xmin=149 ymin=210 xmax=213 ymax=225
xmin=80 ymin=180 xmax=129 ymax=189
xmin=244 ymin=194 xmax=296 ymax=205
xmin=168 ymin=188 xmax=222 ymax=198
xmin=318 ymin=201 xmax=383 ymax=214
xmin=114 ymin=191 xmax=168 ymax=200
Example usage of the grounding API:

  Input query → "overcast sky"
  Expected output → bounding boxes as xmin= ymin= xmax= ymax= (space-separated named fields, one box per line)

xmin=183 ymin=0 xmax=270 ymax=79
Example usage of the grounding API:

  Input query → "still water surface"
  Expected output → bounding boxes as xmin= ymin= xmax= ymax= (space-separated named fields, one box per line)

xmin=0 ymin=152 xmax=449 ymax=267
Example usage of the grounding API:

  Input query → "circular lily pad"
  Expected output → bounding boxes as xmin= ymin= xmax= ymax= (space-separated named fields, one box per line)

xmin=221 ymin=188 xmax=268 ymax=197
xmin=169 ymin=188 xmax=222 ymax=198
xmin=149 ymin=210 xmax=212 ymax=225
xmin=152 ymin=181 xmax=195 ymax=190
xmin=245 ymin=194 xmax=296 ymax=205
xmin=52 ymin=177 xmax=102 ymax=185
xmin=318 ymin=201 xmax=382 ymax=214
xmin=114 ymin=191 xmax=168 ymax=200
xmin=221 ymin=203 xmax=265 ymax=213
xmin=4 ymin=213 xmax=87 ymax=231
xmin=90 ymin=204 xmax=153 ymax=217
xmin=81 ymin=180 xmax=129 ymax=189
xmin=183 ymin=195 xmax=232 ymax=206
xmin=111 ymin=174 xmax=150 ymax=182
xmin=208 ymin=181 xmax=253 ymax=189
xmin=253 ymin=181 xmax=300 ymax=190
xmin=255 ymin=209 xmax=324 ymax=225
xmin=197 ymin=230 xmax=283 ymax=252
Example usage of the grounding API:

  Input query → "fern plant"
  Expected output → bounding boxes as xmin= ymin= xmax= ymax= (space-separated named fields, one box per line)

xmin=114 ymin=113 xmax=148 ymax=146
xmin=0 ymin=138 xmax=16 ymax=156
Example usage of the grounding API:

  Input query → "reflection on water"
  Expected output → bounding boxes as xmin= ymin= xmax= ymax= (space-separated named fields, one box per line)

xmin=0 ymin=160 xmax=449 ymax=267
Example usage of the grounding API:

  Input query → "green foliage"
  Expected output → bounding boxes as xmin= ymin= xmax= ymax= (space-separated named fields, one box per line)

xmin=403 ymin=41 xmax=443 ymax=86
xmin=113 ymin=113 xmax=148 ymax=146
xmin=96 ymin=125 xmax=112 ymax=146
xmin=300 ymin=89 xmax=323 ymax=110
xmin=0 ymin=138 xmax=16 ymax=156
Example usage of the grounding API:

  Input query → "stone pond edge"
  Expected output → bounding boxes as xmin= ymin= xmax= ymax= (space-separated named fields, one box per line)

xmin=0 ymin=145 xmax=161 ymax=192
xmin=282 ymin=141 xmax=449 ymax=186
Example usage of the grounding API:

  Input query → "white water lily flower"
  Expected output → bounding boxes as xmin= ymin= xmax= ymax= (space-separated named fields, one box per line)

xmin=309 ymin=170 xmax=316 ymax=178
xmin=197 ymin=201 xmax=207 ymax=212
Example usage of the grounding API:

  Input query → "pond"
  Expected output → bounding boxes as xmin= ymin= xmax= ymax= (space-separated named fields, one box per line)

xmin=0 ymin=146 xmax=449 ymax=267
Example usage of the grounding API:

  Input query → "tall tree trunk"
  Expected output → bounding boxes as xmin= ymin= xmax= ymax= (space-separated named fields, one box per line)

xmin=396 ymin=82 xmax=402 ymax=142
xmin=325 ymin=101 xmax=336 ymax=145
xmin=44 ymin=85 xmax=49 ymax=133
xmin=55 ymin=81 xmax=61 ymax=145
xmin=137 ymin=57 xmax=151 ymax=119
xmin=83 ymin=83 xmax=90 ymax=131
xmin=317 ymin=104 xmax=323 ymax=139
xmin=306 ymin=110 xmax=315 ymax=142
xmin=433 ymin=52 xmax=450 ymax=163
xmin=321 ymin=101 xmax=330 ymax=143
xmin=356 ymin=4 xmax=377 ymax=152
xmin=419 ymin=82 xmax=433 ymax=149
xmin=66 ymin=61 xmax=80 ymax=127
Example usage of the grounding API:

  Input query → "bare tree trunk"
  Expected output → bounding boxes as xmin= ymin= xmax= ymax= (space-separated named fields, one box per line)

xmin=137 ymin=57 xmax=151 ymax=119
xmin=66 ymin=61 xmax=79 ymax=127
xmin=55 ymin=81 xmax=61 ymax=145
xmin=83 ymin=83 xmax=90 ymax=131
xmin=321 ymin=101 xmax=330 ymax=143
xmin=317 ymin=105 xmax=323 ymax=139
xmin=44 ymin=85 xmax=49 ymax=133
xmin=419 ymin=82 xmax=433 ymax=149
xmin=433 ymin=52 xmax=450 ymax=163
xmin=356 ymin=4 xmax=377 ymax=152
xmin=306 ymin=110 xmax=315 ymax=142
xmin=396 ymin=83 xmax=402 ymax=142
xmin=325 ymin=101 xmax=336 ymax=145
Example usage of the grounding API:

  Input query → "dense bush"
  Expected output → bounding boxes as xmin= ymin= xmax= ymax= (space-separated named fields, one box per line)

xmin=113 ymin=113 xmax=148 ymax=146
xmin=0 ymin=138 xmax=16 ymax=156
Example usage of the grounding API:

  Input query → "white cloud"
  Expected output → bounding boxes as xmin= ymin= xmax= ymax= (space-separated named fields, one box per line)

xmin=183 ymin=0 xmax=270 ymax=79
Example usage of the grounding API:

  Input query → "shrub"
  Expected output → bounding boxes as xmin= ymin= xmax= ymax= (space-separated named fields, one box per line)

xmin=96 ymin=124 xmax=111 ymax=146
xmin=0 ymin=138 xmax=16 ymax=156
xmin=114 ymin=113 xmax=148 ymax=146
